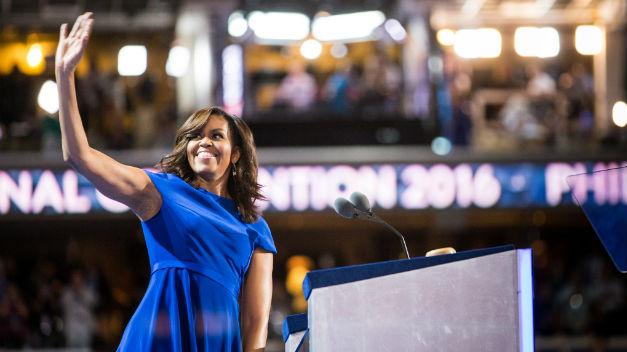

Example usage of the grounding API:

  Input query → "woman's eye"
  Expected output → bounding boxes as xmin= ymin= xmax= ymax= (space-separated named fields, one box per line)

xmin=212 ymin=133 xmax=224 ymax=139
xmin=187 ymin=133 xmax=201 ymax=139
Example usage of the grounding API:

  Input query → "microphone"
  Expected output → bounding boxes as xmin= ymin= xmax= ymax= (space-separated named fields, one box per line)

xmin=349 ymin=191 xmax=371 ymax=213
xmin=332 ymin=192 xmax=411 ymax=259
xmin=333 ymin=197 xmax=358 ymax=219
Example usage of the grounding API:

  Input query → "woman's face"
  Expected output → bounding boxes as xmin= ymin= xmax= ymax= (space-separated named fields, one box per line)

xmin=186 ymin=115 xmax=240 ymax=182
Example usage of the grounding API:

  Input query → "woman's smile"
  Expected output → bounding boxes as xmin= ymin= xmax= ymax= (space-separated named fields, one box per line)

xmin=196 ymin=150 xmax=217 ymax=160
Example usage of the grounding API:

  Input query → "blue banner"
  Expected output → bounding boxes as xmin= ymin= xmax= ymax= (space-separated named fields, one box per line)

xmin=0 ymin=161 xmax=625 ymax=215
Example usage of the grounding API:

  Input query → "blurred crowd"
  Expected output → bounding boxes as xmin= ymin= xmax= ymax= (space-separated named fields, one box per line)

xmin=0 ymin=241 xmax=118 ymax=349
xmin=0 ymin=237 xmax=289 ymax=350
xmin=0 ymin=65 xmax=177 ymax=153
xmin=440 ymin=53 xmax=596 ymax=149
xmin=534 ymin=241 xmax=627 ymax=337
xmin=0 ymin=43 xmax=609 ymax=153
xmin=1 ymin=235 xmax=626 ymax=350
xmin=261 ymin=51 xmax=402 ymax=119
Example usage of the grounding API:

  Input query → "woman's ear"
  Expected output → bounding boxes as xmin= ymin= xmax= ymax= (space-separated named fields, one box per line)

xmin=232 ymin=146 xmax=241 ymax=164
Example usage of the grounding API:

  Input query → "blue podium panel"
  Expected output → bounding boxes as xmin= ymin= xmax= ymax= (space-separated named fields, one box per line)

xmin=302 ymin=245 xmax=514 ymax=299
xmin=568 ymin=167 xmax=627 ymax=272
xmin=283 ymin=314 xmax=308 ymax=352
xmin=298 ymin=247 xmax=533 ymax=352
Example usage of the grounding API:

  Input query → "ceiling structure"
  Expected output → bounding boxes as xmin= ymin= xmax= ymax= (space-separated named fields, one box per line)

xmin=429 ymin=0 xmax=627 ymax=28
xmin=2 ymin=0 xmax=625 ymax=31
xmin=0 ymin=0 xmax=182 ymax=30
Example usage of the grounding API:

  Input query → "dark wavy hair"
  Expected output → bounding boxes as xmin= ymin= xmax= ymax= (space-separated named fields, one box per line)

xmin=157 ymin=107 xmax=265 ymax=223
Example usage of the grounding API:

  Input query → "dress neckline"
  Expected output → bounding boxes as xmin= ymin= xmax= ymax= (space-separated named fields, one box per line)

xmin=168 ymin=173 xmax=238 ymax=210
xmin=196 ymin=186 xmax=235 ymax=203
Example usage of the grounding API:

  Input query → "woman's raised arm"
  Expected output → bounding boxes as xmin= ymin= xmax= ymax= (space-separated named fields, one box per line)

xmin=55 ymin=13 xmax=160 ymax=220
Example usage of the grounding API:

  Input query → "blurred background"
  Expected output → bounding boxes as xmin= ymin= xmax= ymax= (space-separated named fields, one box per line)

xmin=1 ymin=0 xmax=627 ymax=351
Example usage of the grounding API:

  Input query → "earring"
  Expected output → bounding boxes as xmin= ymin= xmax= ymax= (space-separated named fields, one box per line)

xmin=231 ymin=163 xmax=237 ymax=177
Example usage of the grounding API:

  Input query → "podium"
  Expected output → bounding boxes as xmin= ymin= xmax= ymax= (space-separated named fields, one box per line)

xmin=283 ymin=245 xmax=533 ymax=351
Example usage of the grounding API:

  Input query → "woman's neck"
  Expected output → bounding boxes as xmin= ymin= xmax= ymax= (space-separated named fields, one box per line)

xmin=194 ymin=174 xmax=230 ymax=198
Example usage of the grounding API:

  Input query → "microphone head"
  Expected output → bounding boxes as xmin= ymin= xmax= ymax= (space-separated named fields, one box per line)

xmin=349 ymin=191 xmax=371 ymax=212
xmin=333 ymin=197 xmax=357 ymax=219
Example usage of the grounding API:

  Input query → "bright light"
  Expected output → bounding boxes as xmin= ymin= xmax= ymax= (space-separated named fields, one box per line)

xmin=612 ymin=101 xmax=627 ymax=127
xmin=165 ymin=45 xmax=190 ymax=77
xmin=431 ymin=137 xmax=452 ymax=155
xmin=514 ymin=27 xmax=560 ymax=58
xmin=26 ymin=43 xmax=43 ymax=68
xmin=330 ymin=43 xmax=348 ymax=58
xmin=37 ymin=80 xmax=59 ymax=114
xmin=300 ymin=39 xmax=322 ymax=60
xmin=222 ymin=44 xmax=244 ymax=116
xmin=453 ymin=28 xmax=501 ymax=58
xmin=193 ymin=34 xmax=212 ymax=107
xmin=248 ymin=12 xmax=309 ymax=41
xmin=499 ymin=0 xmax=555 ymax=18
xmin=384 ymin=19 xmax=407 ymax=42
xmin=228 ymin=12 xmax=248 ymax=37
xmin=437 ymin=29 xmax=456 ymax=46
xmin=575 ymin=25 xmax=603 ymax=55
xmin=118 ymin=45 xmax=147 ymax=76
xmin=312 ymin=11 xmax=385 ymax=42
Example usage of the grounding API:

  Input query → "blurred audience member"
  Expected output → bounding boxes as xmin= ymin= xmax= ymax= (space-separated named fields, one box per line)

xmin=500 ymin=93 xmax=547 ymax=142
xmin=61 ymin=269 xmax=98 ymax=347
xmin=274 ymin=62 xmax=317 ymax=111
xmin=450 ymin=72 xmax=473 ymax=146
xmin=323 ymin=61 xmax=357 ymax=114
xmin=360 ymin=51 xmax=402 ymax=117
xmin=558 ymin=63 xmax=595 ymax=139
xmin=0 ymin=283 xmax=29 ymax=347
xmin=77 ymin=61 xmax=107 ymax=142
xmin=526 ymin=63 xmax=557 ymax=97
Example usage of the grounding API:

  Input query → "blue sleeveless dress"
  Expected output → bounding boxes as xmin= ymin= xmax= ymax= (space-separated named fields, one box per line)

xmin=117 ymin=170 xmax=277 ymax=351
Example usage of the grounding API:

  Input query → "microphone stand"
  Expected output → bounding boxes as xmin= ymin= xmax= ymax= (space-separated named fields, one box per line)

xmin=353 ymin=210 xmax=411 ymax=259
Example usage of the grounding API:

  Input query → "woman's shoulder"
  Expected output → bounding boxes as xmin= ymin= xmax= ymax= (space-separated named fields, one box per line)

xmin=143 ymin=169 xmax=188 ymax=192
xmin=144 ymin=168 xmax=176 ymax=179
xmin=249 ymin=215 xmax=272 ymax=235
xmin=250 ymin=215 xmax=277 ymax=254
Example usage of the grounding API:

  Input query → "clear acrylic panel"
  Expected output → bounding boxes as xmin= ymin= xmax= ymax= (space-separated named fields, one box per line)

xmin=567 ymin=166 xmax=627 ymax=273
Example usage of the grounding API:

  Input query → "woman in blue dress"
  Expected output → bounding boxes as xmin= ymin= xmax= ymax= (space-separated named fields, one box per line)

xmin=56 ymin=13 xmax=276 ymax=351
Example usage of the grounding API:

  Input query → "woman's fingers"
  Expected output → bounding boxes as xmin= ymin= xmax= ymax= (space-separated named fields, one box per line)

xmin=55 ymin=23 xmax=68 ymax=69
xmin=84 ymin=18 xmax=94 ymax=39
xmin=55 ymin=13 xmax=93 ymax=73
xmin=76 ymin=18 xmax=93 ymax=42
xmin=68 ymin=12 xmax=93 ymax=40
xmin=68 ymin=13 xmax=84 ymax=39
xmin=59 ymin=23 xmax=68 ymax=40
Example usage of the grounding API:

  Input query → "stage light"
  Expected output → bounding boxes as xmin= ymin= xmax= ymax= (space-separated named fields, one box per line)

xmin=37 ymin=80 xmax=59 ymax=114
xmin=431 ymin=137 xmax=452 ymax=155
xmin=228 ymin=12 xmax=248 ymax=38
xmin=575 ymin=25 xmax=603 ymax=55
xmin=384 ymin=19 xmax=407 ymax=42
xmin=612 ymin=101 xmax=627 ymax=127
xmin=300 ymin=39 xmax=322 ymax=60
xmin=437 ymin=29 xmax=456 ymax=46
xmin=330 ymin=43 xmax=348 ymax=58
xmin=453 ymin=28 xmax=501 ymax=58
xmin=514 ymin=27 xmax=560 ymax=58
xmin=285 ymin=255 xmax=313 ymax=312
xmin=118 ymin=45 xmax=147 ymax=76
xmin=248 ymin=11 xmax=309 ymax=41
xmin=312 ymin=11 xmax=385 ymax=42
xmin=165 ymin=45 xmax=190 ymax=77
xmin=26 ymin=43 xmax=43 ymax=68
